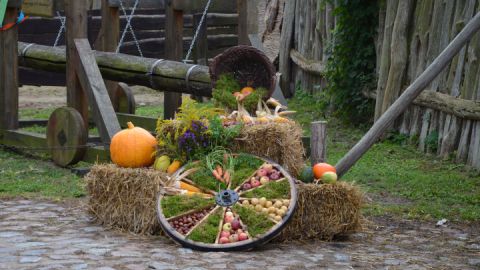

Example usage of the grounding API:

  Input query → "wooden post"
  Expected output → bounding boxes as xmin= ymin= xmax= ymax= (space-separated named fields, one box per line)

xmin=65 ymin=0 xmax=89 ymax=128
xmin=310 ymin=121 xmax=327 ymax=164
xmin=0 ymin=1 xmax=21 ymax=130
xmin=73 ymin=39 xmax=121 ymax=142
xmin=164 ymin=0 xmax=183 ymax=119
xmin=237 ymin=0 xmax=248 ymax=45
xmin=335 ymin=12 xmax=480 ymax=177
xmin=95 ymin=0 xmax=121 ymax=111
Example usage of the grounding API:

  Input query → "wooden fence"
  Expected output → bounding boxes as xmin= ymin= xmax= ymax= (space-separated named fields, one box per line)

xmin=280 ymin=0 xmax=480 ymax=169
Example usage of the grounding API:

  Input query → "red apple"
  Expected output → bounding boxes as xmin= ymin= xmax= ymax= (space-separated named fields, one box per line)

xmin=251 ymin=179 xmax=261 ymax=187
xmin=238 ymin=232 xmax=248 ymax=241
xmin=224 ymin=215 xmax=234 ymax=223
xmin=243 ymin=183 xmax=252 ymax=190
xmin=219 ymin=237 xmax=230 ymax=244
xmin=231 ymin=219 xmax=241 ymax=230
xmin=220 ymin=231 xmax=230 ymax=238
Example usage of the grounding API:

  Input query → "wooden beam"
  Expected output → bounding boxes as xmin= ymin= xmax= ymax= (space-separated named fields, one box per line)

xmin=237 ymin=0 xmax=248 ymax=45
xmin=22 ymin=0 xmax=54 ymax=17
xmin=278 ymin=0 xmax=296 ymax=97
xmin=65 ymin=0 xmax=89 ymax=129
xmin=18 ymin=42 xmax=213 ymax=96
xmin=290 ymin=49 xmax=325 ymax=76
xmin=164 ymin=1 xmax=183 ymax=119
xmin=94 ymin=0 xmax=121 ymax=111
xmin=0 ymin=6 xmax=19 ymax=130
xmin=172 ymin=0 xmax=236 ymax=13
xmin=116 ymin=113 xmax=157 ymax=131
xmin=0 ymin=130 xmax=47 ymax=152
xmin=364 ymin=89 xmax=480 ymax=121
xmin=73 ymin=38 xmax=121 ymax=142
xmin=335 ymin=12 xmax=480 ymax=177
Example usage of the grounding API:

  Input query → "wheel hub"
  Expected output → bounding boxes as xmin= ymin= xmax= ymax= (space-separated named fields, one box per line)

xmin=215 ymin=189 xmax=239 ymax=207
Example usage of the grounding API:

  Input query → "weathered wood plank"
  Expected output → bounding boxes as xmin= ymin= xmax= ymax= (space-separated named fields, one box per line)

xmin=0 ymin=130 xmax=47 ymax=152
xmin=73 ymin=38 xmax=121 ymax=142
xmin=310 ymin=121 xmax=327 ymax=164
xmin=164 ymin=2 xmax=184 ymax=119
xmin=0 ymin=7 xmax=19 ymax=130
xmin=65 ymin=0 xmax=89 ymax=129
xmin=278 ymin=0 xmax=296 ymax=96
xmin=172 ymin=0 xmax=236 ymax=13
xmin=237 ymin=0 xmax=248 ymax=45
xmin=289 ymin=49 xmax=325 ymax=76
xmin=116 ymin=113 xmax=157 ymax=131
xmin=336 ymin=12 xmax=480 ymax=177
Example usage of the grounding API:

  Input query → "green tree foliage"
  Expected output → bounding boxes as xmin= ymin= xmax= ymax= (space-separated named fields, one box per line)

xmin=323 ymin=0 xmax=378 ymax=124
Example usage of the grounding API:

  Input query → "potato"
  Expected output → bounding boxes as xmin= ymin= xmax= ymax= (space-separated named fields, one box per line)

xmin=265 ymin=201 xmax=273 ymax=208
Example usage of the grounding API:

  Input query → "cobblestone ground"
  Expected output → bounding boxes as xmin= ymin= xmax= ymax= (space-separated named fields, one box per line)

xmin=0 ymin=199 xmax=479 ymax=270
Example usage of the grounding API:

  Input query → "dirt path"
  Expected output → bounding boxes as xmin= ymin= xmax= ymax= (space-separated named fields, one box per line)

xmin=19 ymin=86 xmax=164 ymax=109
xmin=1 ymin=198 xmax=479 ymax=269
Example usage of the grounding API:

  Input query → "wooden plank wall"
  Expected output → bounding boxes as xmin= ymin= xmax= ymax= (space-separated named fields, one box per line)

xmin=376 ymin=0 xmax=480 ymax=169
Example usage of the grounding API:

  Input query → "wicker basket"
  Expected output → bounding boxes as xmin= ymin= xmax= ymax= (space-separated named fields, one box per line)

xmin=209 ymin=45 xmax=276 ymax=97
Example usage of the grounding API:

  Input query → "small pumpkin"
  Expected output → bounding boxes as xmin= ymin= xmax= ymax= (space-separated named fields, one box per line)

xmin=167 ymin=160 xmax=182 ymax=175
xmin=312 ymin=163 xmax=336 ymax=179
xmin=240 ymin=86 xmax=254 ymax=96
xmin=110 ymin=122 xmax=157 ymax=168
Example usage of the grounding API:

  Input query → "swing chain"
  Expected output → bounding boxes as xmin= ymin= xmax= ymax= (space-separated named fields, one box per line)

xmin=184 ymin=0 xmax=212 ymax=63
xmin=53 ymin=11 xmax=66 ymax=47
xmin=117 ymin=0 xmax=143 ymax=57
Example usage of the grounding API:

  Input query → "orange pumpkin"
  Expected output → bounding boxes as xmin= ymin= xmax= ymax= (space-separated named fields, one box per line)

xmin=110 ymin=122 xmax=157 ymax=168
xmin=167 ymin=160 xmax=182 ymax=175
xmin=312 ymin=163 xmax=336 ymax=179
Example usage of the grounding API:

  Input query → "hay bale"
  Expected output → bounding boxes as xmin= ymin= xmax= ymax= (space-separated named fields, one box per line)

xmin=85 ymin=164 xmax=171 ymax=234
xmin=276 ymin=182 xmax=363 ymax=242
xmin=85 ymin=165 xmax=363 ymax=241
xmin=234 ymin=121 xmax=305 ymax=177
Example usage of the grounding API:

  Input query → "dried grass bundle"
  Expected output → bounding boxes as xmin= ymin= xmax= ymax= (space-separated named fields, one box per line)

xmin=85 ymin=164 xmax=172 ymax=234
xmin=276 ymin=182 xmax=364 ymax=242
xmin=233 ymin=121 xmax=305 ymax=177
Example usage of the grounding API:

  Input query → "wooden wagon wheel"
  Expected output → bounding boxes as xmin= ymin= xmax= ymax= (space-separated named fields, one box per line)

xmin=116 ymin=82 xmax=136 ymax=114
xmin=46 ymin=107 xmax=87 ymax=167
xmin=156 ymin=154 xmax=297 ymax=251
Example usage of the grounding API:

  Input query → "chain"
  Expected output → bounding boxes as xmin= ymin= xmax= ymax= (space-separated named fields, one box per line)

xmin=53 ymin=11 xmax=66 ymax=47
xmin=184 ymin=0 xmax=212 ymax=63
xmin=117 ymin=0 xmax=143 ymax=57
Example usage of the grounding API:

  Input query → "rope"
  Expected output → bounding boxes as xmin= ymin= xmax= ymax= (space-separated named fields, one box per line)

xmin=147 ymin=59 xmax=165 ymax=89
xmin=53 ymin=11 xmax=66 ymax=47
xmin=184 ymin=0 xmax=212 ymax=63
xmin=116 ymin=0 xmax=143 ymax=57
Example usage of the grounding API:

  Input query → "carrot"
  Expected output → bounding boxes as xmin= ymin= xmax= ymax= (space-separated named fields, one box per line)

xmin=212 ymin=170 xmax=223 ymax=183
xmin=216 ymin=165 xmax=223 ymax=177
xmin=223 ymin=170 xmax=230 ymax=185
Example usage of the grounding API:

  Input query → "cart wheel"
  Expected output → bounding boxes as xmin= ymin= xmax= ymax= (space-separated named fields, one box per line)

xmin=46 ymin=107 xmax=87 ymax=167
xmin=156 ymin=154 xmax=297 ymax=251
xmin=116 ymin=82 xmax=136 ymax=114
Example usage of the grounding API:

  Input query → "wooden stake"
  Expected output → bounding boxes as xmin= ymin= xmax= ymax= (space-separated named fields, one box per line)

xmin=336 ymin=12 xmax=480 ymax=177
xmin=310 ymin=121 xmax=327 ymax=164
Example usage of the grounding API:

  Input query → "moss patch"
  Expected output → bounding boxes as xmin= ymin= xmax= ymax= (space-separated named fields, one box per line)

xmin=161 ymin=195 xmax=214 ymax=218
xmin=231 ymin=168 xmax=256 ymax=190
xmin=187 ymin=207 xmax=223 ymax=243
xmin=189 ymin=166 xmax=227 ymax=191
xmin=234 ymin=153 xmax=264 ymax=171
xmin=241 ymin=179 xmax=290 ymax=199
xmin=233 ymin=205 xmax=275 ymax=237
